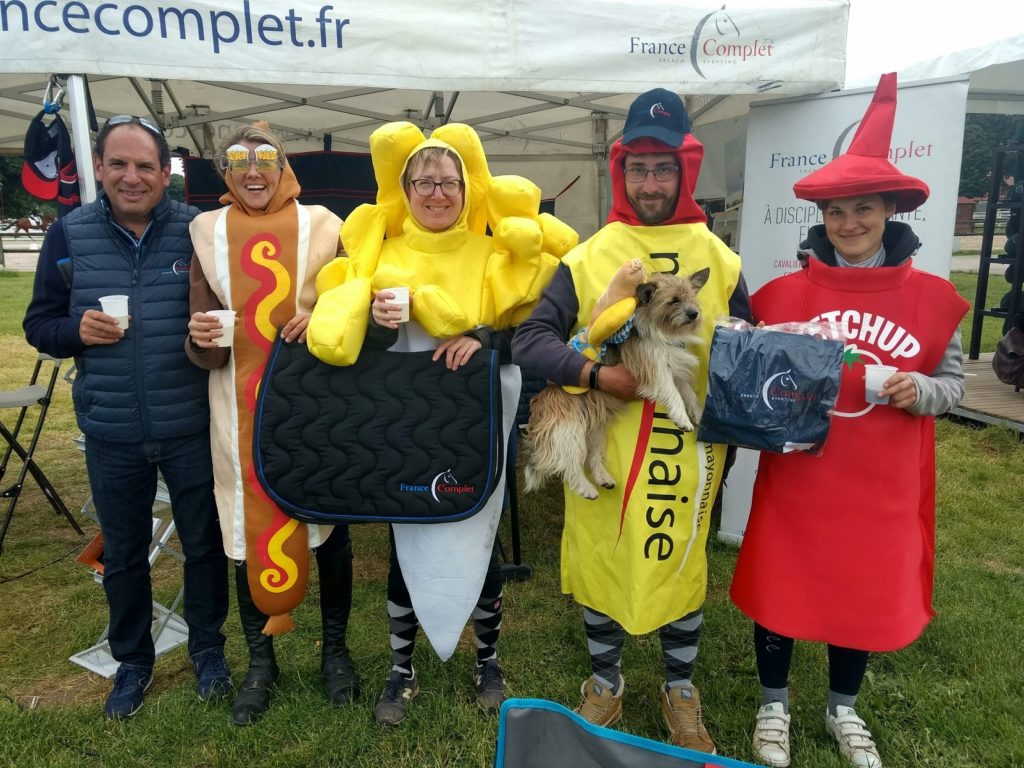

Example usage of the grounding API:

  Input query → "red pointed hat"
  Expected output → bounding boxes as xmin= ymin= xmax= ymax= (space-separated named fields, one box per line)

xmin=793 ymin=73 xmax=929 ymax=212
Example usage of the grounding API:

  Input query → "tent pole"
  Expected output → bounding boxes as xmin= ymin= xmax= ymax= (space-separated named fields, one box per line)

xmin=592 ymin=112 xmax=609 ymax=228
xmin=66 ymin=75 xmax=97 ymax=205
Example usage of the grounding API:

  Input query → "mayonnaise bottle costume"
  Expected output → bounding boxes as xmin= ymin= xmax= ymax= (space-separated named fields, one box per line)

xmin=730 ymin=73 xmax=969 ymax=652
xmin=188 ymin=160 xmax=341 ymax=634
xmin=513 ymin=133 xmax=748 ymax=635
xmin=307 ymin=122 xmax=575 ymax=659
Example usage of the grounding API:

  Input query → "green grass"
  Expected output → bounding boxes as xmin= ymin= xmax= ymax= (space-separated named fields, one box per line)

xmin=1 ymin=272 xmax=1022 ymax=767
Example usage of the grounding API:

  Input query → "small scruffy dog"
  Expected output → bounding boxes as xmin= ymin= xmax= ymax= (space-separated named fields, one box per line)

xmin=524 ymin=267 xmax=710 ymax=500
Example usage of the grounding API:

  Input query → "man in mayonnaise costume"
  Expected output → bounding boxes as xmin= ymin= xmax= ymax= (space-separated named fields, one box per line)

xmin=513 ymin=89 xmax=751 ymax=754
xmin=307 ymin=121 xmax=576 ymax=724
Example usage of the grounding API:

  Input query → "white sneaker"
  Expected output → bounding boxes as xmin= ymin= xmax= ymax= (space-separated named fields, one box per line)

xmin=752 ymin=702 xmax=791 ymax=767
xmin=825 ymin=705 xmax=883 ymax=768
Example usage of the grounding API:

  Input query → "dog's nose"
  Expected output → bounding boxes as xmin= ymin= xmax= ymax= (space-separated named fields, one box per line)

xmin=685 ymin=308 xmax=699 ymax=321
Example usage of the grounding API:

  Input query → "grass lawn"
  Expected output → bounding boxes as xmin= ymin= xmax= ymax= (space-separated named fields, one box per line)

xmin=0 ymin=270 xmax=1022 ymax=767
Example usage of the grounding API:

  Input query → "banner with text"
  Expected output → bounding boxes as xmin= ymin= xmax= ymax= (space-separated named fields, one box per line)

xmin=1 ymin=0 xmax=847 ymax=92
xmin=737 ymin=77 xmax=969 ymax=292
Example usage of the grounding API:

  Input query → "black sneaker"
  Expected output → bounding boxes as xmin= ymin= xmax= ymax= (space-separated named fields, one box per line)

xmin=104 ymin=664 xmax=153 ymax=720
xmin=193 ymin=648 xmax=232 ymax=701
xmin=474 ymin=659 xmax=507 ymax=714
xmin=373 ymin=669 xmax=419 ymax=725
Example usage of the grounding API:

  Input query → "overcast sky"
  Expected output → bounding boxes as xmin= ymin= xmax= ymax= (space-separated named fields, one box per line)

xmin=844 ymin=0 xmax=1024 ymax=87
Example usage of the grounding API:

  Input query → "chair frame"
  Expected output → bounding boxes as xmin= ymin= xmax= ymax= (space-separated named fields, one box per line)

xmin=0 ymin=353 xmax=83 ymax=554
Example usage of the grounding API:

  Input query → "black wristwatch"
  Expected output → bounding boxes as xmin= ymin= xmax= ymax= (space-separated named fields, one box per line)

xmin=589 ymin=362 xmax=603 ymax=390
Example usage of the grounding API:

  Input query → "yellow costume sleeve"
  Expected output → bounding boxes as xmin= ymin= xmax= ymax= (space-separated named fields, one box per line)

xmin=306 ymin=277 xmax=372 ymax=366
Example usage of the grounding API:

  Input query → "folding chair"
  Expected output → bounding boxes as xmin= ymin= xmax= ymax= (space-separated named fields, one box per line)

xmin=0 ymin=353 xmax=83 ymax=554
xmin=498 ymin=369 xmax=546 ymax=583
xmin=69 ymin=461 xmax=189 ymax=679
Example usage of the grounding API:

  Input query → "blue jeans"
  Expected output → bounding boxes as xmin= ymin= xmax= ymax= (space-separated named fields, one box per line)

xmin=84 ymin=431 xmax=228 ymax=668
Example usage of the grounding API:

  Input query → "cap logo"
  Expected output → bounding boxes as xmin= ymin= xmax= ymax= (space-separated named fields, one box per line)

xmin=650 ymin=103 xmax=671 ymax=119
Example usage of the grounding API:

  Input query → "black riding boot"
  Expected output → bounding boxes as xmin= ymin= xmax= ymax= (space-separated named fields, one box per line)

xmin=317 ymin=531 xmax=359 ymax=705
xmin=231 ymin=562 xmax=281 ymax=726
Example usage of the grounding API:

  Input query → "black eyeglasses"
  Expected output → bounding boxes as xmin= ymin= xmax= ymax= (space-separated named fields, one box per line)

xmin=623 ymin=164 xmax=680 ymax=183
xmin=105 ymin=114 xmax=164 ymax=138
xmin=409 ymin=178 xmax=464 ymax=197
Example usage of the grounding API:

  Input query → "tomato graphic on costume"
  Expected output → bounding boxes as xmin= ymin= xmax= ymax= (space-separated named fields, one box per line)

xmin=832 ymin=344 xmax=885 ymax=419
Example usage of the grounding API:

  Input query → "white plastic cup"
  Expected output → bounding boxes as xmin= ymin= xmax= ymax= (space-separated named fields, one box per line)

xmin=383 ymin=287 xmax=410 ymax=323
xmin=207 ymin=309 xmax=237 ymax=348
xmin=864 ymin=364 xmax=898 ymax=405
xmin=99 ymin=295 xmax=129 ymax=329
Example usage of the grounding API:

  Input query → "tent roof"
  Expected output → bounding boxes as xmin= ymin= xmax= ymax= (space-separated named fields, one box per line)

xmin=1 ymin=77 xmax=649 ymax=157
xmin=0 ymin=1 xmax=850 ymax=156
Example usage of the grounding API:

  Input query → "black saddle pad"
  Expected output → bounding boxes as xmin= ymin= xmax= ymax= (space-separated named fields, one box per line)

xmin=254 ymin=338 xmax=504 ymax=524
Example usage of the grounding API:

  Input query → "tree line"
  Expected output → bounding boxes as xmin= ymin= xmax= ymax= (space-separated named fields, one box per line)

xmin=0 ymin=155 xmax=185 ymax=221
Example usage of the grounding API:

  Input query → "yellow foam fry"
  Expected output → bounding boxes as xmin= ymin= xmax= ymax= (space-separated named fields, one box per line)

xmin=340 ymin=204 xmax=388 ymax=278
xmin=306 ymin=277 xmax=372 ymax=366
xmin=314 ymin=256 xmax=350 ymax=296
xmin=368 ymin=122 xmax=426 ymax=237
xmin=411 ymin=284 xmax=472 ymax=338
xmin=486 ymin=216 xmax=545 ymax=324
xmin=487 ymin=175 xmax=542 ymax=222
xmin=538 ymin=212 xmax=580 ymax=258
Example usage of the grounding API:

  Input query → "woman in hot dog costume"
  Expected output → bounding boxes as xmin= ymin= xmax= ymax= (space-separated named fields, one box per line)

xmin=186 ymin=122 xmax=357 ymax=725
xmin=307 ymin=121 xmax=575 ymax=724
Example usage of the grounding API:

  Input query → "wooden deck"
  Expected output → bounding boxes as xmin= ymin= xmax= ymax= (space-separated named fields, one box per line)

xmin=951 ymin=353 xmax=1024 ymax=433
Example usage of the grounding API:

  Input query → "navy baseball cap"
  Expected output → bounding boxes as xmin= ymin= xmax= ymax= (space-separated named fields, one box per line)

xmin=622 ymin=88 xmax=692 ymax=148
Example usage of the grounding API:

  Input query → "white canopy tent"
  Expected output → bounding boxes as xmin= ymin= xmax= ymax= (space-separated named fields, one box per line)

xmin=0 ymin=0 xmax=849 ymax=236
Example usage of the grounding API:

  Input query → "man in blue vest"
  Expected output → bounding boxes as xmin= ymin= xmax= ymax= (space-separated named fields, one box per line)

xmin=24 ymin=116 xmax=230 ymax=719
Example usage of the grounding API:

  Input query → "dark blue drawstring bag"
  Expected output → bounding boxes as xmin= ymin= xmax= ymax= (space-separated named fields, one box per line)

xmin=697 ymin=324 xmax=843 ymax=455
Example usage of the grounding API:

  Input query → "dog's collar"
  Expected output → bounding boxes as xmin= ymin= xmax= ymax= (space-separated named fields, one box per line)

xmin=568 ymin=315 xmax=636 ymax=362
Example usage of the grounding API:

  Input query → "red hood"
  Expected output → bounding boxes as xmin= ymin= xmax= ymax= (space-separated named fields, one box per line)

xmin=607 ymin=135 xmax=707 ymax=226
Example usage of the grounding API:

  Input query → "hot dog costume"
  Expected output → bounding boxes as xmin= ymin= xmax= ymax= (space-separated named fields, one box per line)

xmin=514 ymin=134 xmax=749 ymax=635
xmin=188 ymin=161 xmax=341 ymax=634
xmin=307 ymin=122 xmax=574 ymax=659
xmin=730 ymin=74 xmax=969 ymax=652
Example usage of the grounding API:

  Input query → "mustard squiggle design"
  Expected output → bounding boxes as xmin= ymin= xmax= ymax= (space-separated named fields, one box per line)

xmin=250 ymin=239 xmax=292 ymax=342
xmin=259 ymin=516 xmax=301 ymax=593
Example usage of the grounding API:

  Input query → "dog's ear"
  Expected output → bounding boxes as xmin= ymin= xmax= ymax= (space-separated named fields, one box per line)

xmin=636 ymin=281 xmax=658 ymax=305
xmin=688 ymin=267 xmax=711 ymax=292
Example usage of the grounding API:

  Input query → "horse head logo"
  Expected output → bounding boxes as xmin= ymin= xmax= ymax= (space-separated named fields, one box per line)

xmin=691 ymin=5 xmax=740 ymax=79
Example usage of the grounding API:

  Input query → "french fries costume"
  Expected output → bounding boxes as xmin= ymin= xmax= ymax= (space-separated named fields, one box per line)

xmin=307 ymin=122 xmax=575 ymax=658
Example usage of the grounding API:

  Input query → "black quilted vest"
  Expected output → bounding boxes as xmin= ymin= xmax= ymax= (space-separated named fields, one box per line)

xmin=64 ymin=194 xmax=210 ymax=443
